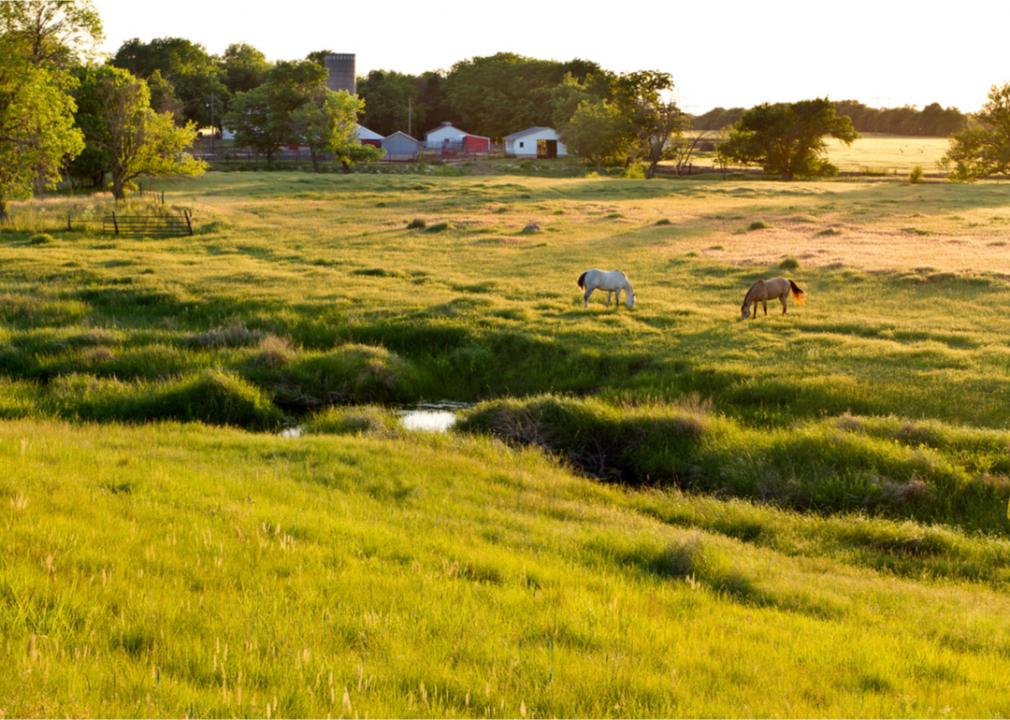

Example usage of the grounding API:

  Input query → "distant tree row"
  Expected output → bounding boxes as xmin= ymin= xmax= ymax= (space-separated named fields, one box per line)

xmin=0 ymin=0 xmax=205 ymax=220
xmin=693 ymin=100 xmax=966 ymax=137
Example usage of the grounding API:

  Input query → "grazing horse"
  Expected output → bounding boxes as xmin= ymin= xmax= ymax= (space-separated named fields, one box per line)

xmin=578 ymin=269 xmax=635 ymax=309
xmin=741 ymin=277 xmax=805 ymax=319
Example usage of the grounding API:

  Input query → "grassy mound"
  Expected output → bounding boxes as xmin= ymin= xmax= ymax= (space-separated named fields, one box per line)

xmin=3 ymin=419 xmax=1010 ymax=715
xmin=45 ymin=369 xmax=282 ymax=429
xmin=457 ymin=395 xmax=1010 ymax=532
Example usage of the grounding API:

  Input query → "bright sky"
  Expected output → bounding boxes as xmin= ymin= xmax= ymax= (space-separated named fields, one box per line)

xmin=93 ymin=0 xmax=1008 ymax=114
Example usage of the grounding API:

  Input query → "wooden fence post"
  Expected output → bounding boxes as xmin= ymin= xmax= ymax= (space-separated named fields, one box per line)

xmin=112 ymin=212 xmax=119 ymax=236
xmin=183 ymin=209 xmax=193 ymax=236
xmin=66 ymin=212 xmax=71 ymax=232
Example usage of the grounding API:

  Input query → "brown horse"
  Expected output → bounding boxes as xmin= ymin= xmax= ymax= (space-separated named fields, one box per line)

xmin=741 ymin=277 xmax=805 ymax=319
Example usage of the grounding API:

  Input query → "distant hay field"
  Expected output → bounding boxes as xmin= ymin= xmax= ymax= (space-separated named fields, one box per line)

xmin=824 ymin=133 xmax=951 ymax=174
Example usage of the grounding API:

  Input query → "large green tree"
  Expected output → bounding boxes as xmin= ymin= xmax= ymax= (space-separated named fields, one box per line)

xmin=290 ymin=89 xmax=364 ymax=171
xmin=0 ymin=47 xmax=83 ymax=219
xmin=224 ymin=60 xmax=329 ymax=163
xmin=70 ymin=65 xmax=203 ymax=198
xmin=111 ymin=37 xmax=227 ymax=129
xmin=444 ymin=53 xmax=603 ymax=138
xmin=357 ymin=69 xmax=420 ymax=136
xmin=0 ymin=0 xmax=102 ymax=68
xmin=559 ymin=100 xmax=633 ymax=169
xmin=717 ymin=98 xmax=858 ymax=179
xmin=943 ymin=83 xmax=1010 ymax=181
xmin=220 ymin=43 xmax=271 ymax=95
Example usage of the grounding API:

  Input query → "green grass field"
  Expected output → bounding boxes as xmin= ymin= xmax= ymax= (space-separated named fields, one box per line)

xmin=3 ymin=169 xmax=1010 ymax=715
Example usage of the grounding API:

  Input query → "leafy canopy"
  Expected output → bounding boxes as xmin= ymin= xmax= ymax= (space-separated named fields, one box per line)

xmin=71 ymin=64 xmax=203 ymax=198
xmin=943 ymin=83 xmax=1010 ymax=181
xmin=0 ymin=39 xmax=84 ymax=217
xmin=718 ymin=98 xmax=858 ymax=179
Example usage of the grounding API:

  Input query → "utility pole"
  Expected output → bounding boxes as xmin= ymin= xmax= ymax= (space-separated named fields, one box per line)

xmin=408 ymin=95 xmax=412 ymax=137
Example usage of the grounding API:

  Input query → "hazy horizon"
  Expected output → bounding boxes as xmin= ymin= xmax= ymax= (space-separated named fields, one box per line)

xmin=93 ymin=0 xmax=1009 ymax=114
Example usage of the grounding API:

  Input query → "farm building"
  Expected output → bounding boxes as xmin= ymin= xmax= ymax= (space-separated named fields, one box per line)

xmin=382 ymin=131 xmax=423 ymax=161
xmin=504 ymin=127 xmax=567 ymax=158
xmin=424 ymin=121 xmax=491 ymax=155
xmin=356 ymin=124 xmax=384 ymax=147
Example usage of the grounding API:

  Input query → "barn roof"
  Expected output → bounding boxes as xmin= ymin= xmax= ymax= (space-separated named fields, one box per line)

xmin=504 ymin=126 xmax=556 ymax=141
xmin=382 ymin=131 xmax=421 ymax=144
xmin=356 ymin=124 xmax=384 ymax=141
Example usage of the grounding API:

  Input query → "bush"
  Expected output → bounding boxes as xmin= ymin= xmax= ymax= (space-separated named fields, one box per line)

xmin=909 ymin=165 xmax=924 ymax=184
xmin=747 ymin=220 xmax=771 ymax=231
xmin=29 ymin=233 xmax=54 ymax=245
xmin=779 ymin=257 xmax=800 ymax=271
xmin=406 ymin=218 xmax=426 ymax=230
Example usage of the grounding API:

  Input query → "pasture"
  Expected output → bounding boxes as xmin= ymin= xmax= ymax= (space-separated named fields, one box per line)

xmin=3 ymin=170 xmax=1010 ymax=715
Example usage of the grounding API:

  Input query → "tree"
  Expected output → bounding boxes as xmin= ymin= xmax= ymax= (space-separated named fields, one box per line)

xmin=559 ymin=100 xmax=633 ymax=169
xmin=357 ymin=69 xmax=419 ymax=136
xmin=943 ymin=84 xmax=1010 ymax=181
xmin=444 ymin=53 xmax=604 ymax=138
xmin=220 ymin=42 xmax=270 ymax=95
xmin=224 ymin=60 xmax=330 ymax=163
xmin=0 ymin=0 xmax=102 ymax=68
xmin=70 ymin=65 xmax=203 ymax=199
xmin=717 ymin=98 xmax=858 ymax=179
xmin=0 ymin=46 xmax=83 ymax=219
xmin=290 ymin=89 xmax=362 ymax=171
xmin=110 ymin=37 xmax=228 ymax=129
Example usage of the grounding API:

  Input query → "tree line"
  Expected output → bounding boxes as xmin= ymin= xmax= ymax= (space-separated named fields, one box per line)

xmin=1 ymin=0 xmax=1006 ymax=213
xmin=693 ymin=100 xmax=966 ymax=137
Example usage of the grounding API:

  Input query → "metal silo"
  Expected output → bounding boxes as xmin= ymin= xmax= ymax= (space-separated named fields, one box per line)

xmin=324 ymin=54 xmax=356 ymax=94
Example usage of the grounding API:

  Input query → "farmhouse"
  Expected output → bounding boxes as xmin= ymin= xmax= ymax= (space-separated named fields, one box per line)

xmin=504 ymin=127 xmax=566 ymax=158
xmin=356 ymin=124 xmax=384 ymax=147
xmin=424 ymin=121 xmax=491 ymax=155
xmin=382 ymin=131 xmax=423 ymax=161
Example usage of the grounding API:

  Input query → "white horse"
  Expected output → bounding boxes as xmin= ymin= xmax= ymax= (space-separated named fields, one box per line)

xmin=577 ymin=269 xmax=635 ymax=309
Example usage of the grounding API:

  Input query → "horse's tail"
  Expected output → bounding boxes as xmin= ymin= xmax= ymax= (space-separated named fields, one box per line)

xmin=577 ymin=271 xmax=587 ymax=289
xmin=789 ymin=279 xmax=806 ymax=305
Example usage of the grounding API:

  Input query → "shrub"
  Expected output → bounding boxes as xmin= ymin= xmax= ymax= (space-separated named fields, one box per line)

xmin=254 ymin=335 xmax=294 ymax=369
xmin=406 ymin=218 xmax=426 ymax=230
xmin=779 ymin=257 xmax=800 ymax=271
xmin=747 ymin=220 xmax=771 ymax=231
xmin=909 ymin=165 xmax=924 ymax=184
xmin=29 ymin=233 xmax=54 ymax=245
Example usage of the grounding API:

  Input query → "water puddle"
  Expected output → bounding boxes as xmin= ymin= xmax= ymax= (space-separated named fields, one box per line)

xmin=398 ymin=401 xmax=469 ymax=432
xmin=277 ymin=402 xmax=469 ymax=438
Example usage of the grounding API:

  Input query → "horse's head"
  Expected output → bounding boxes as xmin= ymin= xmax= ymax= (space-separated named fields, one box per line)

xmin=740 ymin=302 xmax=750 ymax=320
xmin=625 ymin=288 xmax=635 ymax=309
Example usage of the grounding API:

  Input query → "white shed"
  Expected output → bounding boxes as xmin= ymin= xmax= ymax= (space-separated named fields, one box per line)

xmin=425 ymin=121 xmax=468 ymax=148
xmin=504 ymin=127 xmax=567 ymax=158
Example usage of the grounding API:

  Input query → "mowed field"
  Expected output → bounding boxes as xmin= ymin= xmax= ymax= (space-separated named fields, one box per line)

xmin=3 ymin=170 xmax=1010 ymax=716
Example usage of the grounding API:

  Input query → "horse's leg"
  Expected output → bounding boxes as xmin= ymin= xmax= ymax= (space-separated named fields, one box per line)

xmin=613 ymin=289 xmax=621 ymax=308
xmin=606 ymin=290 xmax=613 ymax=306
xmin=781 ymin=294 xmax=788 ymax=314
xmin=762 ymin=300 xmax=767 ymax=316
xmin=752 ymin=304 xmax=757 ymax=319
xmin=584 ymin=287 xmax=593 ymax=308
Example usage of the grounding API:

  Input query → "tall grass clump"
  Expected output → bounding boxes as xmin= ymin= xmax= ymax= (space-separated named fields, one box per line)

xmin=302 ymin=404 xmax=403 ymax=437
xmin=909 ymin=165 xmax=924 ymax=184
xmin=279 ymin=343 xmax=419 ymax=407
xmin=45 ymin=369 xmax=282 ymax=429
xmin=457 ymin=395 xmax=1010 ymax=532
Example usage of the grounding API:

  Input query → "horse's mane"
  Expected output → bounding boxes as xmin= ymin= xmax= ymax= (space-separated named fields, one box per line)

xmin=742 ymin=280 xmax=761 ymax=309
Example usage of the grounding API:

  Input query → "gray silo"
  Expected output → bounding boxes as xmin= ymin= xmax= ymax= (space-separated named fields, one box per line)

xmin=324 ymin=54 xmax=356 ymax=94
